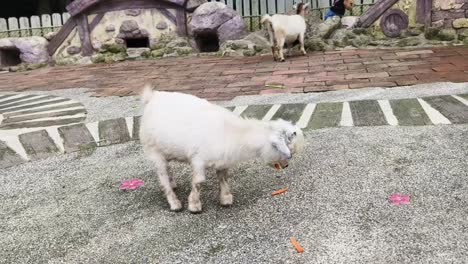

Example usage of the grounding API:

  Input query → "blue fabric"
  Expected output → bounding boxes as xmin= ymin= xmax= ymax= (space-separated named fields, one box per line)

xmin=324 ymin=9 xmax=337 ymax=20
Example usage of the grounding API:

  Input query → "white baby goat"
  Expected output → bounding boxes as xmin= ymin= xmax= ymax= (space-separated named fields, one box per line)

xmin=140 ymin=86 xmax=305 ymax=213
xmin=261 ymin=3 xmax=309 ymax=62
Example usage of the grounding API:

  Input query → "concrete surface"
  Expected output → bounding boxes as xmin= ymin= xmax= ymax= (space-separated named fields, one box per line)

xmin=1 ymin=124 xmax=467 ymax=263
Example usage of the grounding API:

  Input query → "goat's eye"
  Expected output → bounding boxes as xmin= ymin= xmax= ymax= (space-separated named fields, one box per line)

xmin=293 ymin=132 xmax=297 ymax=136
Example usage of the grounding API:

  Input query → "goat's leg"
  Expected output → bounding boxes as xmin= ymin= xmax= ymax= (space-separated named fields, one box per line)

xmin=299 ymin=32 xmax=307 ymax=55
xmin=147 ymin=150 xmax=182 ymax=211
xmin=277 ymin=37 xmax=286 ymax=62
xmin=188 ymin=159 xmax=206 ymax=213
xmin=271 ymin=47 xmax=278 ymax=61
xmin=287 ymin=43 xmax=293 ymax=57
xmin=217 ymin=169 xmax=233 ymax=206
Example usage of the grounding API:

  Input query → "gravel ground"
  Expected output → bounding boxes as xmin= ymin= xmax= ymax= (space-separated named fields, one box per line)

xmin=1 ymin=124 xmax=467 ymax=263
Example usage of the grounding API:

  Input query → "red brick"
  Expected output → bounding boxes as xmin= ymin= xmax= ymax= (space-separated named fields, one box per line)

xmin=273 ymin=69 xmax=308 ymax=75
xmin=389 ymin=68 xmax=433 ymax=76
xmin=345 ymin=72 xmax=389 ymax=80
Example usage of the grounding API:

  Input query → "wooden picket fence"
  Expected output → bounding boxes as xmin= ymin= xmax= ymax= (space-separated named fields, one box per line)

xmin=0 ymin=0 xmax=376 ymax=38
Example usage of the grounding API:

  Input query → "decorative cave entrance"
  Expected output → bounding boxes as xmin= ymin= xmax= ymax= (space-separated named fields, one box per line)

xmin=124 ymin=37 xmax=150 ymax=48
xmin=195 ymin=31 xmax=219 ymax=52
xmin=0 ymin=48 xmax=21 ymax=67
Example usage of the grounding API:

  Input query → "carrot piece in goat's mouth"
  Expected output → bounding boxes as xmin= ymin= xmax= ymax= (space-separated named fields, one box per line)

xmin=271 ymin=187 xmax=288 ymax=196
xmin=290 ymin=237 xmax=304 ymax=253
xmin=274 ymin=163 xmax=282 ymax=170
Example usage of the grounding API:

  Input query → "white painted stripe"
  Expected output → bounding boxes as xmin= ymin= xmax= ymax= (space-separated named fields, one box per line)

xmin=340 ymin=102 xmax=353 ymax=127
xmin=378 ymin=100 xmax=398 ymax=126
xmin=0 ymin=94 xmax=48 ymax=108
xmin=417 ymin=98 xmax=451 ymax=125
xmin=233 ymin=105 xmax=248 ymax=116
xmin=46 ymin=127 xmax=65 ymax=153
xmin=0 ymin=113 xmax=3 ymax=124
xmin=2 ymin=135 xmax=29 ymax=161
xmin=0 ymin=94 xmax=27 ymax=103
xmin=5 ymin=106 xmax=85 ymax=119
xmin=0 ymin=97 xmax=70 ymax=111
xmin=297 ymin=103 xmax=316 ymax=129
xmin=12 ymin=113 xmax=86 ymax=123
xmin=452 ymin=95 xmax=468 ymax=106
xmin=4 ymin=101 xmax=84 ymax=115
xmin=125 ymin=117 xmax=134 ymax=139
xmin=262 ymin=104 xmax=281 ymax=121
xmin=85 ymin=121 xmax=100 ymax=144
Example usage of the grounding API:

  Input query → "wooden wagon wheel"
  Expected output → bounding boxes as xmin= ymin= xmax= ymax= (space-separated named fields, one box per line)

xmin=380 ymin=9 xmax=409 ymax=38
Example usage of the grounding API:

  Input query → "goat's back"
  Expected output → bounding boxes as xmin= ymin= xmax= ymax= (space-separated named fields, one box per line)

xmin=140 ymin=91 xmax=236 ymax=160
xmin=270 ymin=14 xmax=306 ymax=36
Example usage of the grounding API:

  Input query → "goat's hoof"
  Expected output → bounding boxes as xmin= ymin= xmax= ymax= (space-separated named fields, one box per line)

xmin=280 ymin=58 xmax=286 ymax=62
xmin=169 ymin=199 xmax=183 ymax=212
xmin=188 ymin=200 xmax=202 ymax=213
xmin=220 ymin=194 xmax=233 ymax=206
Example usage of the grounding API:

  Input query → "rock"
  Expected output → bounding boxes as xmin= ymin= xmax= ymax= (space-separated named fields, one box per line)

xmin=352 ymin=28 xmax=367 ymax=35
xmin=140 ymin=29 xmax=149 ymax=36
xmin=308 ymin=16 xmax=341 ymax=39
xmin=341 ymin=16 xmax=359 ymax=29
xmin=120 ymin=20 xmax=139 ymax=33
xmin=115 ymin=38 xmax=125 ymax=45
xmin=228 ymin=40 xmax=249 ymax=50
xmin=190 ymin=2 xmax=245 ymax=43
xmin=187 ymin=0 xmax=207 ymax=11
xmin=433 ymin=0 xmax=463 ymax=11
xmin=217 ymin=15 xmax=246 ymax=42
xmin=351 ymin=35 xmax=371 ymax=48
xmin=92 ymin=40 xmax=102 ymax=50
xmin=438 ymin=29 xmax=457 ymax=41
xmin=425 ymin=27 xmax=440 ymax=40
xmin=453 ymin=18 xmax=468 ymax=29
xmin=330 ymin=28 xmax=350 ymax=47
xmin=243 ymin=50 xmax=256 ymax=56
xmin=304 ymin=38 xmax=326 ymax=51
xmin=150 ymin=42 xmax=165 ymax=50
xmin=457 ymin=29 xmax=468 ymax=41
xmin=105 ymin=24 xmax=116 ymax=32
xmin=243 ymin=32 xmax=270 ymax=48
xmin=151 ymin=49 xmax=165 ymax=58
xmin=166 ymin=38 xmax=189 ymax=48
xmin=0 ymin=37 xmax=50 ymax=64
xmin=175 ymin=47 xmax=193 ymax=56
xmin=44 ymin=31 xmax=57 ymax=41
xmin=100 ymin=43 xmax=126 ymax=53
xmin=164 ymin=47 xmax=175 ymax=54
xmin=464 ymin=38 xmax=468 ymax=45
xmin=127 ymin=48 xmax=150 ymax=59
xmin=405 ymin=27 xmax=423 ymax=36
xmin=67 ymin=46 xmax=81 ymax=55
xmin=125 ymin=9 xmax=141 ymax=16
xmin=432 ymin=20 xmax=444 ymax=29
xmin=141 ymin=50 xmax=152 ymax=58
xmin=156 ymin=21 xmax=168 ymax=30
xmin=397 ymin=37 xmax=421 ymax=47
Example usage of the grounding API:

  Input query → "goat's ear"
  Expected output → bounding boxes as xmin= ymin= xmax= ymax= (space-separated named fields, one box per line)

xmin=292 ymin=4 xmax=297 ymax=10
xmin=304 ymin=3 xmax=310 ymax=9
xmin=271 ymin=135 xmax=292 ymax=159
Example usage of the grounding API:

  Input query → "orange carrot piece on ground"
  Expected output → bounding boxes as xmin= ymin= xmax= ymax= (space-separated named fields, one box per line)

xmin=290 ymin=237 xmax=304 ymax=253
xmin=271 ymin=187 xmax=288 ymax=196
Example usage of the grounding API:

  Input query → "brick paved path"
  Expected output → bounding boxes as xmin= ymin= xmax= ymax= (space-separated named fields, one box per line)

xmin=2 ymin=46 xmax=468 ymax=101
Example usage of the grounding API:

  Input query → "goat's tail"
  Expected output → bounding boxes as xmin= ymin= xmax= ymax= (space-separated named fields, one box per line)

xmin=260 ymin=14 xmax=272 ymax=24
xmin=141 ymin=84 xmax=154 ymax=105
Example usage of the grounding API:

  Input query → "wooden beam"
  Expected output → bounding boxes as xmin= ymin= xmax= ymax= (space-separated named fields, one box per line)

xmin=158 ymin=8 xmax=177 ymax=25
xmin=76 ymin=14 xmax=94 ymax=56
xmin=357 ymin=0 xmax=400 ymax=28
xmin=48 ymin=18 xmax=77 ymax=56
xmin=176 ymin=9 xmax=187 ymax=36
xmin=89 ymin=0 xmax=182 ymax=14
xmin=89 ymin=12 xmax=105 ymax=31
xmin=416 ymin=0 xmax=432 ymax=26
xmin=67 ymin=0 xmax=101 ymax=16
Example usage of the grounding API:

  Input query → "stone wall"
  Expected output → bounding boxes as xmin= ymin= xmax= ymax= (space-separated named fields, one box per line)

xmin=53 ymin=8 xmax=178 ymax=64
xmin=432 ymin=0 xmax=468 ymax=30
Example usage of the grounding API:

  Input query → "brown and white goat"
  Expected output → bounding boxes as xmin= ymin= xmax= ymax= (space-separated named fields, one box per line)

xmin=261 ymin=3 xmax=309 ymax=62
